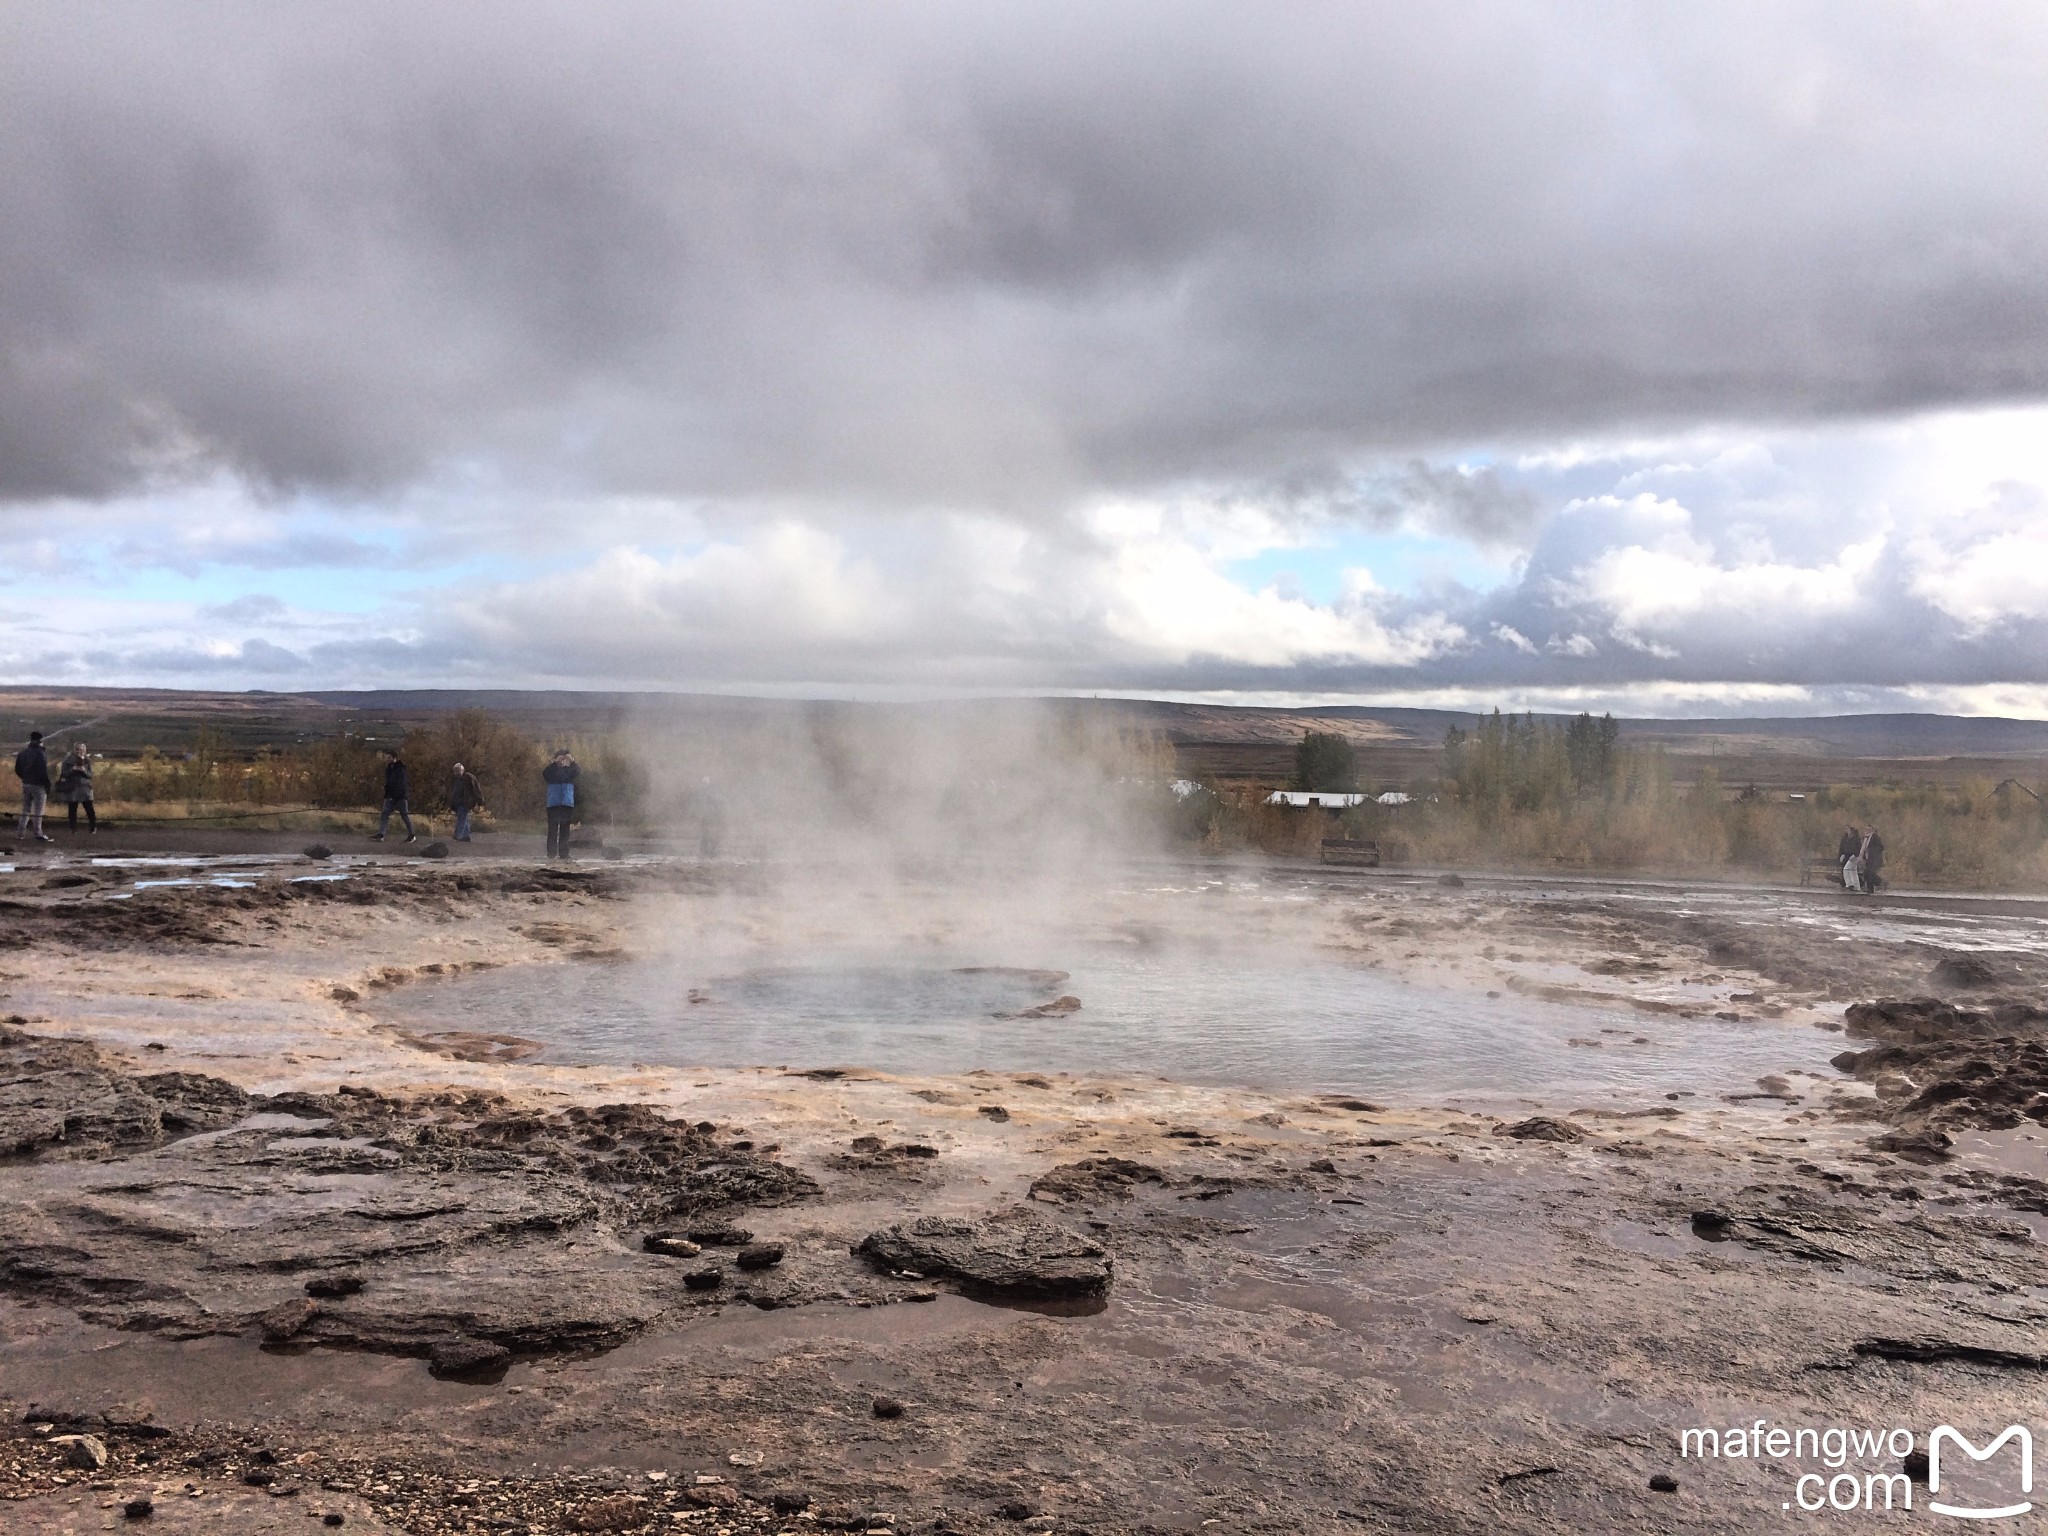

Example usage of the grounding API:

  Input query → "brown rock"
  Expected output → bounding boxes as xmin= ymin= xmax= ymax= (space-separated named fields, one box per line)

xmin=1501 ymin=1116 xmax=1583 ymax=1143
xmin=258 ymin=1298 xmax=319 ymax=1341
xmin=855 ymin=1206 xmax=1112 ymax=1300
xmin=736 ymin=1243 xmax=784 ymax=1270
xmin=61 ymin=1434 xmax=108 ymax=1470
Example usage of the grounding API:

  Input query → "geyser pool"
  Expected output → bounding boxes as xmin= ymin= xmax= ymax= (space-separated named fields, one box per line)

xmin=373 ymin=943 xmax=1820 ymax=1106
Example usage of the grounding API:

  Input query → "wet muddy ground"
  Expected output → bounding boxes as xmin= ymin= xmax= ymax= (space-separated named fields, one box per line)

xmin=5 ymin=852 xmax=2048 ymax=1533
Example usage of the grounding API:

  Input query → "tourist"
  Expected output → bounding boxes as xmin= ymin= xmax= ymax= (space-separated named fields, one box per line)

xmin=13 ymin=730 xmax=52 ymax=843
xmin=56 ymin=743 xmax=95 ymax=834
xmin=449 ymin=761 xmax=484 ymax=842
xmin=542 ymin=748 xmax=579 ymax=860
xmin=1860 ymin=827 xmax=1886 ymax=893
xmin=373 ymin=747 xmax=417 ymax=842
xmin=1836 ymin=825 xmax=1860 ymax=873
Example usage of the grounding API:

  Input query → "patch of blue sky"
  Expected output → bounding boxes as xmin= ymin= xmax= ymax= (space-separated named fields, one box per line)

xmin=1224 ymin=528 xmax=1520 ymax=605
xmin=42 ymin=522 xmax=576 ymax=617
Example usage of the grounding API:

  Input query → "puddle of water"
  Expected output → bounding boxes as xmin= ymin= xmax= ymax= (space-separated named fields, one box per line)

xmin=125 ymin=874 xmax=254 ymax=889
xmin=1951 ymin=1127 xmax=2048 ymax=1181
xmin=375 ymin=945 xmax=1824 ymax=1105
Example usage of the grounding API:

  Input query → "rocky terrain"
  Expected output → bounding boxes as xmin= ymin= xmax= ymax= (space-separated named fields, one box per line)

xmin=3 ymin=852 xmax=2048 ymax=1532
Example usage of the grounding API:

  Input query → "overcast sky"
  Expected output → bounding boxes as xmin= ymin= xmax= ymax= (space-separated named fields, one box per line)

xmin=5 ymin=2 xmax=2048 ymax=715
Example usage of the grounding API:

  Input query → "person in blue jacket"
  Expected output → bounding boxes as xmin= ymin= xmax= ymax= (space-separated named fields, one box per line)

xmin=542 ymin=748 xmax=580 ymax=860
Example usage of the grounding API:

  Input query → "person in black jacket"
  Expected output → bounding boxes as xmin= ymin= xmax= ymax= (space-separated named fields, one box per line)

xmin=373 ymin=748 xmax=416 ymax=842
xmin=448 ymin=761 xmax=484 ymax=842
xmin=1836 ymin=825 xmax=1860 ymax=871
xmin=14 ymin=730 xmax=52 ymax=842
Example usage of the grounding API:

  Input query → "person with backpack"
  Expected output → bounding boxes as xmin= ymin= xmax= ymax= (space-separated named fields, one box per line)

xmin=449 ymin=761 xmax=485 ymax=842
xmin=542 ymin=748 xmax=579 ymax=860
xmin=373 ymin=747 xmax=417 ymax=842
xmin=56 ymin=743 xmax=96 ymax=834
xmin=13 ymin=730 xmax=52 ymax=842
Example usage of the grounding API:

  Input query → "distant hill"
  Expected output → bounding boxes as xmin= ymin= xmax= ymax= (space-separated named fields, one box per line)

xmin=0 ymin=686 xmax=2040 ymax=790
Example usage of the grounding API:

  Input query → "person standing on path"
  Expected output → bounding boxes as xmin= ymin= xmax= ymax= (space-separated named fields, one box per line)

xmin=542 ymin=748 xmax=579 ymax=860
xmin=14 ymin=731 xmax=52 ymax=842
xmin=56 ymin=743 xmax=95 ymax=834
xmin=449 ymin=761 xmax=484 ymax=842
xmin=373 ymin=747 xmax=416 ymax=842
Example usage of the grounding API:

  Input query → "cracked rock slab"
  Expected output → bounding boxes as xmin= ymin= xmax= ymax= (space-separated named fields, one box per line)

xmin=854 ymin=1206 xmax=1112 ymax=1300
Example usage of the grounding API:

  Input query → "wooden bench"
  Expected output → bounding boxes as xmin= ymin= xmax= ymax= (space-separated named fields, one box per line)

xmin=1800 ymin=855 xmax=1843 ymax=887
xmin=1321 ymin=838 xmax=1381 ymax=868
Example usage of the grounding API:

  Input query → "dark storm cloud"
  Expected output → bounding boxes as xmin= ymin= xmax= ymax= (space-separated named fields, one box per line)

xmin=5 ymin=2 xmax=2048 ymax=508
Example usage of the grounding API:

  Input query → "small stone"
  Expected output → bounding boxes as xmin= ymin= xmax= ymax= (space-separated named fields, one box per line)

xmin=978 ymin=1105 xmax=1011 ymax=1122
xmin=1437 ymin=872 xmax=1466 ymax=887
xmin=643 ymin=1234 xmax=703 ymax=1258
xmin=683 ymin=1268 xmax=725 ymax=1291
xmin=1649 ymin=1474 xmax=1678 ymax=1493
xmin=242 ymin=1470 xmax=276 ymax=1487
xmin=303 ymin=844 xmax=333 ymax=860
xmin=685 ymin=1224 xmax=752 ymax=1246
xmin=1500 ymin=1116 xmax=1582 ymax=1143
xmin=420 ymin=841 xmax=451 ymax=859
xmin=1871 ymin=1128 xmax=1954 ymax=1162
xmin=62 ymin=1434 xmax=108 ymax=1470
xmin=427 ymin=1337 xmax=512 ymax=1379
xmin=770 ymin=1490 xmax=812 ymax=1513
xmin=1307 ymin=1158 xmax=1337 ymax=1174
xmin=872 ymin=1396 xmax=905 ymax=1420
xmin=736 ymin=1243 xmax=784 ymax=1271
xmin=122 ymin=1496 xmax=153 ymax=1519
xmin=996 ymin=1498 xmax=1040 ymax=1520
xmin=305 ymin=1273 xmax=364 ymax=1298
xmin=258 ymin=1298 xmax=319 ymax=1341
xmin=324 ymin=1516 xmax=346 ymax=1529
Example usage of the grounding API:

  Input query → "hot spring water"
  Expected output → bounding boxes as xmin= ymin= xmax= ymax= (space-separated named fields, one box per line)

xmin=374 ymin=941 xmax=1820 ymax=1107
